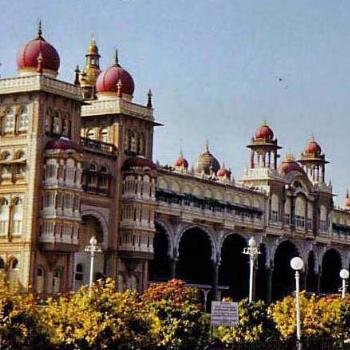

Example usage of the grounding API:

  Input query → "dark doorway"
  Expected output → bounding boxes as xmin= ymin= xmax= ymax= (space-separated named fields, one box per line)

xmin=149 ymin=223 xmax=171 ymax=282
xmin=321 ymin=249 xmax=341 ymax=294
xmin=219 ymin=234 xmax=248 ymax=301
xmin=176 ymin=227 xmax=213 ymax=284
xmin=273 ymin=240 xmax=300 ymax=300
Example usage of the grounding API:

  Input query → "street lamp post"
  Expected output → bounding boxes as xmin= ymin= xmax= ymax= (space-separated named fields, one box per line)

xmin=85 ymin=236 xmax=102 ymax=295
xmin=340 ymin=269 xmax=349 ymax=299
xmin=291 ymin=257 xmax=304 ymax=350
xmin=243 ymin=237 xmax=260 ymax=303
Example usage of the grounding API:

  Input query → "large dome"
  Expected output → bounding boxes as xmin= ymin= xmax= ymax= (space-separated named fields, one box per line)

xmin=194 ymin=143 xmax=220 ymax=175
xmin=96 ymin=52 xmax=134 ymax=98
xmin=17 ymin=24 xmax=60 ymax=76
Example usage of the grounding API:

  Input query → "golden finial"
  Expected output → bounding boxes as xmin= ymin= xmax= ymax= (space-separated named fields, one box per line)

xmin=262 ymin=118 xmax=268 ymax=126
xmin=285 ymin=153 xmax=295 ymax=162
xmin=205 ymin=140 xmax=209 ymax=152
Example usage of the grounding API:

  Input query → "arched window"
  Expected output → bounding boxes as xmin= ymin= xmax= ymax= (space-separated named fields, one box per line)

xmin=12 ymin=198 xmax=23 ymax=234
xmin=87 ymin=129 xmax=95 ymax=140
xmin=36 ymin=267 xmax=45 ymax=294
xmin=52 ymin=111 xmax=61 ymax=135
xmin=138 ymin=133 xmax=145 ymax=155
xmin=3 ymin=107 xmax=15 ymax=134
xmin=8 ymin=257 xmax=19 ymax=288
xmin=75 ymin=264 xmax=83 ymax=281
xmin=117 ymin=273 xmax=125 ymax=292
xmin=0 ymin=257 xmax=4 ymax=270
xmin=45 ymin=159 xmax=57 ymax=180
xmin=270 ymin=194 xmax=279 ymax=223
xmin=295 ymin=196 xmax=306 ymax=228
xmin=65 ymin=159 xmax=75 ymax=184
xmin=100 ymin=128 xmax=108 ymax=143
xmin=63 ymin=193 xmax=73 ymax=209
xmin=52 ymin=269 xmax=62 ymax=294
xmin=130 ymin=274 xmax=138 ymax=291
xmin=130 ymin=132 xmax=137 ymax=153
xmin=87 ymin=164 xmax=97 ymax=187
xmin=0 ymin=199 xmax=9 ymax=234
xmin=15 ymin=151 xmax=26 ymax=176
xmin=18 ymin=106 xmax=29 ymax=132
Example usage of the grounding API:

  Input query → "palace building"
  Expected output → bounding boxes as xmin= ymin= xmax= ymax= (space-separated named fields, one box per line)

xmin=1 ymin=24 xmax=350 ymax=304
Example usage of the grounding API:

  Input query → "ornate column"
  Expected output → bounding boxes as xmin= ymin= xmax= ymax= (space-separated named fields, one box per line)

xmin=170 ymin=257 xmax=178 ymax=279
xmin=317 ymin=266 xmax=322 ymax=294
xmin=213 ymin=260 xmax=220 ymax=301
xmin=267 ymin=264 xmax=274 ymax=303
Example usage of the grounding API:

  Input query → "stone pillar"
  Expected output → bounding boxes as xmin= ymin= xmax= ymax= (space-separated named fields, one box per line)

xmin=170 ymin=257 xmax=177 ymax=279
xmin=212 ymin=260 xmax=220 ymax=301
xmin=317 ymin=269 xmax=322 ymax=294
xmin=267 ymin=266 xmax=274 ymax=303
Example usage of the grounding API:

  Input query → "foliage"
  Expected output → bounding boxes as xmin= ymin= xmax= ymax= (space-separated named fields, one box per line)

xmin=214 ymin=298 xmax=278 ymax=345
xmin=270 ymin=292 xmax=342 ymax=339
xmin=141 ymin=279 xmax=210 ymax=349
xmin=39 ymin=278 xmax=158 ymax=350
xmin=0 ymin=274 xmax=49 ymax=350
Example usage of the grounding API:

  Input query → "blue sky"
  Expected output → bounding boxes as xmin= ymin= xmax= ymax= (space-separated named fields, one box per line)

xmin=1 ymin=0 xmax=350 ymax=204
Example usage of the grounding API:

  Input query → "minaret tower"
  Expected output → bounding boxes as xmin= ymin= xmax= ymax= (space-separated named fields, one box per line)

xmin=79 ymin=36 xmax=101 ymax=99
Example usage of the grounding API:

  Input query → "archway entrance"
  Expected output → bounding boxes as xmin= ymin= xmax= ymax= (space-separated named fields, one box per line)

xmin=273 ymin=240 xmax=299 ymax=300
xmin=149 ymin=223 xmax=171 ymax=282
xmin=74 ymin=215 xmax=104 ymax=290
xmin=176 ymin=227 xmax=213 ymax=285
xmin=321 ymin=249 xmax=341 ymax=294
xmin=219 ymin=234 xmax=248 ymax=300
xmin=306 ymin=251 xmax=317 ymax=293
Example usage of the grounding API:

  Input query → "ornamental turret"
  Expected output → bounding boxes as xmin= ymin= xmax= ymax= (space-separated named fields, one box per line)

xmin=175 ymin=150 xmax=188 ymax=172
xmin=298 ymin=137 xmax=328 ymax=183
xmin=194 ymin=142 xmax=220 ymax=176
xmin=79 ymin=36 xmax=101 ymax=99
xmin=247 ymin=121 xmax=281 ymax=170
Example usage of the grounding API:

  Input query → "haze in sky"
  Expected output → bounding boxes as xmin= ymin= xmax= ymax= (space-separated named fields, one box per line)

xmin=1 ymin=0 xmax=349 ymax=205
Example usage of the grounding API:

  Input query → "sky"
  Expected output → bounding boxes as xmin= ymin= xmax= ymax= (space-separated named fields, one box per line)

xmin=0 ymin=0 xmax=350 ymax=205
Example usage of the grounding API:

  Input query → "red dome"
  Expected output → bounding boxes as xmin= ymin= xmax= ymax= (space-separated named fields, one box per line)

xmin=175 ymin=157 xmax=188 ymax=168
xmin=96 ymin=64 xmax=134 ymax=96
xmin=217 ymin=167 xmax=231 ymax=178
xmin=46 ymin=137 xmax=81 ymax=152
xmin=304 ymin=140 xmax=321 ymax=156
xmin=17 ymin=35 xmax=60 ymax=73
xmin=278 ymin=154 xmax=303 ymax=175
xmin=122 ymin=157 xmax=156 ymax=171
xmin=255 ymin=123 xmax=274 ymax=140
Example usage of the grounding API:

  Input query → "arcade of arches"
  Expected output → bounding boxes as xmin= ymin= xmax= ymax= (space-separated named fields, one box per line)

xmin=149 ymin=224 xmax=348 ymax=305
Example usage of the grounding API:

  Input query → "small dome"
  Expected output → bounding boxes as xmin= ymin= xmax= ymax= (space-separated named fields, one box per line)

xmin=304 ymin=138 xmax=322 ymax=156
xmin=345 ymin=191 xmax=350 ymax=209
xmin=17 ymin=23 xmax=60 ymax=76
xmin=122 ymin=157 xmax=156 ymax=171
xmin=46 ymin=137 xmax=81 ymax=152
xmin=175 ymin=151 xmax=188 ymax=169
xmin=96 ymin=52 xmax=134 ymax=98
xmin=255 ymin=122 xmax=274 ymax=141
xmin=217 ymin=166 xmax=231 ymax=178
xmin=279 ymin=154 xmax=304 ymax=175
xmin=194 ymin=143 xmax=220 ymax=175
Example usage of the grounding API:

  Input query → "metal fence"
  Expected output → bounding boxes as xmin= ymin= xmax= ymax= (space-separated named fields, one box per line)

xmin=204 ymin=337 xmax=350 ymax=350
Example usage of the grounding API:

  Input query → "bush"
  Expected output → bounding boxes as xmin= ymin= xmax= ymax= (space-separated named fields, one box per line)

xmin=39 ymin=278 xmax=158 ymax=350
xmin=141 ymin=279 xmax=210 ymax=349
xmin=214 ymin=298 xmax=278 ymax=345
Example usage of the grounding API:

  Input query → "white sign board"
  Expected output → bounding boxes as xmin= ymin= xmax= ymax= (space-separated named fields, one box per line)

xmin=211 ymin=301 xmax=239 ymax=327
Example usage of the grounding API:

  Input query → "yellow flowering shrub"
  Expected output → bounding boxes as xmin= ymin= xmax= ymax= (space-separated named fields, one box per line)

xmin=270 ymin=292 xmax=342 ymax=339
xmin=214 ymin=299 xmax=278 ymax=345
xmin=0 ymin=273 xmax=49 ymax=349
xmin=39 ymin=278 xmax=159 ymax=350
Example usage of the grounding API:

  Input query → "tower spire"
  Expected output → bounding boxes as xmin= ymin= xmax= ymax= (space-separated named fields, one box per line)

xmin=147 ymin=89 xmax=153 ymax=108
xmin=37 ymin=19 xmax=42 ymax=38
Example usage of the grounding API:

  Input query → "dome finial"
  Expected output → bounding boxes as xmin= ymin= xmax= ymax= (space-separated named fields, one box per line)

xmin=37 ymin=18 xmax=43 ymax=39
xmin=74 ymin=65 xmax=80 ymax=86
xmin=115 ymin=48 xmax=119 ymax=66
xmin=347 ymin=189 xmax=349 ymax=199
xmin=205 ymin=139 xmax=209 ymax=152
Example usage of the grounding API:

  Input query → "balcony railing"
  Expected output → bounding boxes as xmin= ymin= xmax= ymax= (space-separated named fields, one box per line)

xmin=80 ymin=137 xmax=116 ymax=154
